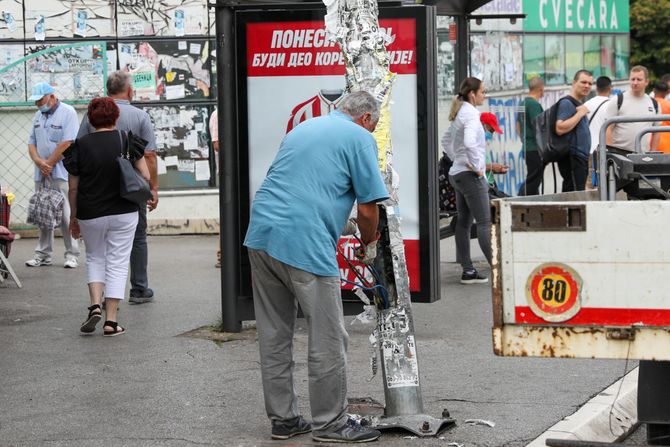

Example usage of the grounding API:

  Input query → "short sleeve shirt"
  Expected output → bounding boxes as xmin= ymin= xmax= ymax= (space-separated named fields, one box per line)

xmin=77 ymin=99 xmax=157 ymax=151
xmin=244 ymin=110 xmax=389 ymax=277
xmin=603 ymin=92 xmax=659 ymax=152
xmin=209 ymin=109 xmax=218 ymax=143
xmin=557 ymin=98 xmax=591 ymax=159
xmin=28 ymin=101 xmax=79 ymax=181
xmin=519 ymin=97 xmax=543 ymax=152
xmin=64 ymin=130 xmax=143 ymax=219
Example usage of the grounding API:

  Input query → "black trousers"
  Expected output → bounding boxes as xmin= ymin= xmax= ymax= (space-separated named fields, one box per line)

xmin=520 ymin=150 xmax=544 ymax=196
xmin=557 ymin=153 xmax=588 ymax=192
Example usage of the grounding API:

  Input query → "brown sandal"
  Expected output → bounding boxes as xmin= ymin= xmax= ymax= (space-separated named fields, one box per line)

xmin=102 ymin=320 xmax=126 ymax=337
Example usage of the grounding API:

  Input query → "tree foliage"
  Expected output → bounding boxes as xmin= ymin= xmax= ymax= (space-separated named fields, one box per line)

xmin=630 ymin=0 xmax=670 ymax=82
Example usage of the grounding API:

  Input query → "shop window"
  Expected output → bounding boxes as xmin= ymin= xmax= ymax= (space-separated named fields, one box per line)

xmin=565 ymin=35 xmax=584 ymax=81
xmin=601 ymin=35 xmax=615 ymax=78
xmin=584 ymin=35 xmax=601 ymax=78
xmin=615 ymin=35 xmax=630 ymax=80
xmin=523 ymin=35 xmax=544 ymax=86
xmin=544 ymin=35 xmax=565 ymax=86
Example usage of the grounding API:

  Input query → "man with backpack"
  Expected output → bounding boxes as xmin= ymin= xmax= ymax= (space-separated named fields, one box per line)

xmin=604 ymin=65 xmax=660 ymax=153
xmin=554 ymin=70 xmax=593 ymax=192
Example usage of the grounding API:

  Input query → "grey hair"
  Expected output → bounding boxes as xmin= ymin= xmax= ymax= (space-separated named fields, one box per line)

xmin=106 ymin=70 xmax=131 ymax=95
xmin=338 ymin=91 xmax=380 ymax=124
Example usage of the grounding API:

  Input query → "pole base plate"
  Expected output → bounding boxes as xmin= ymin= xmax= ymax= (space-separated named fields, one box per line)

xmin=373 ymin=414 xmax=456 ymax=437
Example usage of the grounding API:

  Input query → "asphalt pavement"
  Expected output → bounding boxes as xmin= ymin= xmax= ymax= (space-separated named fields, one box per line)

xmin=0 ymin=235 xmax=638 ymax=446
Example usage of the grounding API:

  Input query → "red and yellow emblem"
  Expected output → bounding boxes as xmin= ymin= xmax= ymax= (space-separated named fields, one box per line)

xmin=526 ymin=263 xmax=582 ymax=322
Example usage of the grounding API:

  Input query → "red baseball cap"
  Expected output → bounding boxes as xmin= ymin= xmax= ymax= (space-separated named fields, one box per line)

xmin=480 ymin=112 xmax=503 ymax=134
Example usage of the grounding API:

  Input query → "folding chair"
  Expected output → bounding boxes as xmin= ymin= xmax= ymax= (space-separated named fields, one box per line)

xmin=0 ymin=195 xmax=21 ymax=288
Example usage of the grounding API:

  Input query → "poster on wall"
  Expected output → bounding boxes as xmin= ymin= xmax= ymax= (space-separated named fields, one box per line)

xmin=117 ymin=0 xmax=207 ymax=37
xmin=141 ymin=104 xmax=212 ymax=188
xmin=25 ymin=0 xmax=115 ymax=39
xmin=0 ymin=44 xmax=26 ymax=104
xmin=26 ymin=42 xmax=107 ymax=103
xmin=0 ymin=0 xmax=24 ymax=39
xmin=118 ymin=40 xmax=213 ymax=101
xmin=237 ymin=7 xmax=438 ymax=302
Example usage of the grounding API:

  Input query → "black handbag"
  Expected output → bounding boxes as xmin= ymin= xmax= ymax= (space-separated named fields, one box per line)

xmin=117 ymin=130 xmax=152 ymax=205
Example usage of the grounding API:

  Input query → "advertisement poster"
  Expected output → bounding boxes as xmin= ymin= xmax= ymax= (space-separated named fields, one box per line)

xmin=0 ymin=0 xmax=23 ymax=39
xmin=118 ymin=40 xmax=213 ymax=101
xmin=141 ymin=104 xmax=212 ymax=188
xmin=243 ymin=13 xmax=425 ymax=294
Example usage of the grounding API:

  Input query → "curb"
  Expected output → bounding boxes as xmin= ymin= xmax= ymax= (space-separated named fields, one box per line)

xmin=527 ymin=367 xmax=638 ymax=446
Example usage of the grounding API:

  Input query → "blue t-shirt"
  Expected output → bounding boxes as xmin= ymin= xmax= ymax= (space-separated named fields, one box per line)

xmin=557 ymin=98 xmax=591 ymax=159
xmin=244 ymin=110 xmax=389 ymax=277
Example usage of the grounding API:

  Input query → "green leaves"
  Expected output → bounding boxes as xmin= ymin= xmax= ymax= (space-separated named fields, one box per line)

xmin=630 ymin=0 xmax=670 ymax=82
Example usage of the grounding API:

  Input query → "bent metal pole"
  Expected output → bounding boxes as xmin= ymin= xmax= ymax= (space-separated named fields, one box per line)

xmin=322 ymin=0 xmax=453 ymax=436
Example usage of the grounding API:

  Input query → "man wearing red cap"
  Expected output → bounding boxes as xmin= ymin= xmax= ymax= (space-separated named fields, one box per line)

xmin=480 ymin=112 xmax=508 ymax=189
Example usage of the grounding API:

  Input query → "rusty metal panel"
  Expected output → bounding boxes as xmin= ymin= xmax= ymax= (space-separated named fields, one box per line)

xmin=491 ymin=200 xmax=503 ymax=328
xmin=493 ymin=326 xmax=670 ymax=360
xmin=511 ymin=204 xmax=586 ymax=232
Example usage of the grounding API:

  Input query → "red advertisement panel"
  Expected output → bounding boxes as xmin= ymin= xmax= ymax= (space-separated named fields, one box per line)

xmin=247 ymin=19 xmax=417 ymax=77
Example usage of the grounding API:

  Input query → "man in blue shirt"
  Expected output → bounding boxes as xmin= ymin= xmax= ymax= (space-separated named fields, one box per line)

xmin=244 ymin=91 xmax=388 ymax=443
xmin=555 ymin=70 xmax=593 ymax=192
xmin=25 ymin=82 xmax=80 ymax=268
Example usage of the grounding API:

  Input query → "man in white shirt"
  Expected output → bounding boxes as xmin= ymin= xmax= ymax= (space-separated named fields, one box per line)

xmin=584 ymin=76 xmax=612 ymax=188
xmin=605 ymin=66 xmax=660 ymax=153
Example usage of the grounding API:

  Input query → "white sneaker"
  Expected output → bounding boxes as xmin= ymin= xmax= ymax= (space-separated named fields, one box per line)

xmin=25 ymin=257 xmax=52 ymax=267
xmin=64 ymin=257 xmax=78 ymax=269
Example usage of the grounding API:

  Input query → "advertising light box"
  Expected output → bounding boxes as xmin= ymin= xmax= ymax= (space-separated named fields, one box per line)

xmin=236 ymin=6 xmax=439 ymax=303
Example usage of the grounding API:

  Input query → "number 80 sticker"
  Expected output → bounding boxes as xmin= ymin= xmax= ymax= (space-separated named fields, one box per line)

xmin=526 ymin=263 xmax=582 ymax=323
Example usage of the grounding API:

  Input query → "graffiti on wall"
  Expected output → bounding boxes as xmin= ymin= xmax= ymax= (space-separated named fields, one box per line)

xmin=487 ymin=96 xmax=525 ymax=195
xmin=0 ymin=44 xmax=26 ymax=103
xmin=25 ymin=0 xmax=115 ymax=39
xmin=117 ymin=0 xmax=207 ymax=37
xmin=26 ymin=43 xmax=106 ymax=102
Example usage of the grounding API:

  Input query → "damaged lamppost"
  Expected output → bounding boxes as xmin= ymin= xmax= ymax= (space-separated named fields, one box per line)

xmin=322 ymin=0 xmax=455 ymax=436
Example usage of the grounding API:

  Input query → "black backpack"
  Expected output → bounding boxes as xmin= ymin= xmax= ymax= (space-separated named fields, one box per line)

xmin=534 ymin=95 xmax=582 ymax=163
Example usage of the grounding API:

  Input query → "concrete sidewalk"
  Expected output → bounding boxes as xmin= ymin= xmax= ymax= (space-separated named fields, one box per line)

xmin=0 ymin=235 xmax=635 ymax=446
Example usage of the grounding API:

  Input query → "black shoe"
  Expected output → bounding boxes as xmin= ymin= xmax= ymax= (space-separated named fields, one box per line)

xmin=313 ymin=417 xmax=381 ymax=443
xmin=271 ymin=416 xmax=312 ymax=440
xmin=461 ymin=269 xmax=488 ymax=284
xmin=129 ymin=288 xmax=154 ymax=304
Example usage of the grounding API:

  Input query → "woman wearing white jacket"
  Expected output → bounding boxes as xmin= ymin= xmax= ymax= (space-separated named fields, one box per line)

xmin=445 ymin=77 xmax=492 ymax=284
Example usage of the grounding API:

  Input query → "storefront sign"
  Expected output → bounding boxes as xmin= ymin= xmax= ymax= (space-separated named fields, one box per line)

xmin=523 ymin=0 xmax=629 ymax=33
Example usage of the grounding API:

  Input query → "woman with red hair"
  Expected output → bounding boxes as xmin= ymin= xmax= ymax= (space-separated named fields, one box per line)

xmin=63 ymin=97 xmax=150 ymax=336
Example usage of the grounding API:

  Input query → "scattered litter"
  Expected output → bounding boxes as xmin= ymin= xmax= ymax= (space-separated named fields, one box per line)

xmin=403 ymin=435 xmax=417 ymax=439
xmin=464 ymin=418 xmax=495 ymax=428
xmin=447 ymin=443 xmax=464 ymax=447
xmin=351 ymin=304 xmax=377 ymax=325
